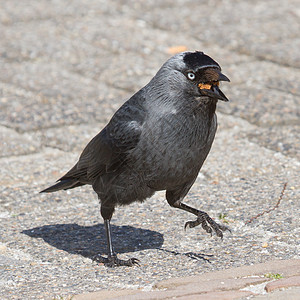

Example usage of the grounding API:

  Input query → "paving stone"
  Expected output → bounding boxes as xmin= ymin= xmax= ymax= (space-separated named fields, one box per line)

xmin=128 ymin=0 xmax=300 ymax=67
xmin=156 ymin=259 xmax=300 ymax=290
xmin=0 ymin=125 xmax=41 ymax=157
xmin=265 ymin=275 xmax=300 ymax=293
xmin=111 ymin=289 xmax=254 ymax=300
xmin=0 ymin=6 xmax=251 ymax=90
xmin=178 ymin=290 xmax=253 ymax=300
xmin=223 ymin=60 xmax=300 ymax=95
xmin=219 ymin=85 xmax=300 ymax=126
xmin=0 ymin=148 xmax=77 ymax=187
xmin=0 ymin=18 xmax=113 ymax=68
xmin=245 ymin=125 xmax=300 ymax=160
xmin=33 ymin=123 xmax=103 ymax=153
xmin=124 ymin=278 xmax=265 ymax=299
xmin=73 ymin=287 xmax=253 ymax=300
xmin=73 ymin=259 xmax=300 ymax=299
xmin=248 ymin=37 xmax=300 ymax=69
xmin=73 ymin=290 xmax=139 ymax=300
xmin=0 ymin=61 xmax=101 ymax=99
xmin=251 ymin=287 xmax=300 ymax=300
xmin=0 ymin=0 xmax=116 ymax=24
xmin=0 ymin=81 xmax=126 ymax=132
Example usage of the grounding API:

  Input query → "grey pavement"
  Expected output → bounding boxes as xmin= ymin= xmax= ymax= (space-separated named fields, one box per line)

xmin=0 ymin=0 xmax=299 ymax=299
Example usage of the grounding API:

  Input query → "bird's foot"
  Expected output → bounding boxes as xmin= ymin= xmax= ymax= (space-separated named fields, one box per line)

xmin=184 ymin=210 xmax=231 ymax=239
xmin=94 ymin=254 xmax=140 ymax=267
xmin=107 ymin=255 xmax=140 ymax=267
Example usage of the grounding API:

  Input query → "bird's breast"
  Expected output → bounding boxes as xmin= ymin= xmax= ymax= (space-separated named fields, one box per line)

xmin=129 ymin=112 xmax=217 ymax=190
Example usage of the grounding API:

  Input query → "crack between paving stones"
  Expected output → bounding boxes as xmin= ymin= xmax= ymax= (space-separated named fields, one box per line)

xmin=0 ymin=146 xmax=67 ymax=161
xmin=255 ymin=56 xmax=300 ymax=69
xmin=266 ymin=85 xmax=300 ymax=97
xmin=216 ymin=111 xmax=300 ymax=128
xmin=0 ymin=12 xmax=117 ymax=27
xmin=0 ymin=122 xmax=85 ymax=134
xmin=203 ymin=41 xmax=300 ymax=69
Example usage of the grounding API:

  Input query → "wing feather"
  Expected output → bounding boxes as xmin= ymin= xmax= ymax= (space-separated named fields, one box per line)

xmin=60 ymin=96 xmax=145 ymax=183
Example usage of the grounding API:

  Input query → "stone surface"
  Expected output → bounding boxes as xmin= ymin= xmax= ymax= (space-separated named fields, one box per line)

xmin=252 ymin=287 xmax=300 ymax=300
xmin=0 ymin=125 xmax=41 ymax=157
xmin=74 ymin=289 xmax=139 ymax=300
xmin=265 ymin=276 xmax=300 ymax=293
xmin=0 ymin=0 xmax=299 ymax=299
xmin=72 ymin=259 xmax=300 ymax=299
xmin=155 ymin=259 xmax=300 ymax=290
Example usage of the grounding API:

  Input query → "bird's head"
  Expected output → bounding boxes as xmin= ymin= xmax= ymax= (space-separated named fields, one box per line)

xmin=155 ymin=51 xmax=230 ymax=102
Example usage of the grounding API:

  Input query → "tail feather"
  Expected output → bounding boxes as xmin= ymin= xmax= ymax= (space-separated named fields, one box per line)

xmin=40 ymin=179 xmax=82 ymax=193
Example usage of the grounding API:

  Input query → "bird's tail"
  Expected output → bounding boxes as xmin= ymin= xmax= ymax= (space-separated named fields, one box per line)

xmin=40 ymin=179 xmax=83 ymax=193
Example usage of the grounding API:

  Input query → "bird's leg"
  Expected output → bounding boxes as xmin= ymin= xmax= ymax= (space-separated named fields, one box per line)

xmin=99 ymin=205 xmax=139 ymax=267
xmin=167 ymin=194 xmax=230 ymax=239
xmin=104 ymin=219 xmax=115 ymax=258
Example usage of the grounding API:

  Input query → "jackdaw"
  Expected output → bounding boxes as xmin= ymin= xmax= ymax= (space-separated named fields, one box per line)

xmin=41 ymin=51 xmax=231 ymax=267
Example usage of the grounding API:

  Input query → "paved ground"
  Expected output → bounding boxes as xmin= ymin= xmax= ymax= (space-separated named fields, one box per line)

xmin=0 ymin=0 xmax=299 ymax=299
xmin=73 ymin=259 xmax=300 ymax=299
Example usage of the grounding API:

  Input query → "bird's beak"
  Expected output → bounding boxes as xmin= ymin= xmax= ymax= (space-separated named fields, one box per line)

xmin=218 ymin=71 xmax=230 ymax=83
xmin=210 ymin=84 xmax=229 ymax=102
xmin=198 ymin=71 xmax=230 ymax=102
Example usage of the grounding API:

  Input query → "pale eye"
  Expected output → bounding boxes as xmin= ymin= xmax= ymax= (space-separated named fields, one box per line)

xmin=187 ymin=72 xmax=196 ymax=80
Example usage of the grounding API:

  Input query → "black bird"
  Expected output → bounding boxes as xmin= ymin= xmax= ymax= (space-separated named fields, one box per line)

xmin=41 ymin=51 xmax=231 ymax=267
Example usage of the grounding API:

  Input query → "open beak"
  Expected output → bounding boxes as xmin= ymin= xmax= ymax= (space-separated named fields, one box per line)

xmin=198 ymin=71 xmax=230 ymax=102
xmin=210 ymin=84 xmax=229 ymax=102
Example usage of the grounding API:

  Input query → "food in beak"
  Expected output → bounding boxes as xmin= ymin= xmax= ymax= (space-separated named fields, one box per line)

xmin=198 ymin=83 xmax=212 ymax=90
xmin=198 ymin=81 xmax=229 ymax=102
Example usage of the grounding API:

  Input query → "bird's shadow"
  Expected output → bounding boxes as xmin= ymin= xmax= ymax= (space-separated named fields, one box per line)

xmin=157 ymin=248 xmax=213 ymax=263
xmin=22 ymin=223 xmax=164 ymax=262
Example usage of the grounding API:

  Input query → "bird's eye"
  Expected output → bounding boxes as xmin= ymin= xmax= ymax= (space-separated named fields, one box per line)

xmin=187 ymin=72 xmax=196 ymax=81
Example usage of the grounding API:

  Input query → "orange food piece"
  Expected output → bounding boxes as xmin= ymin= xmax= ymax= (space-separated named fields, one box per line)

xmin=198 ymin=83 xmax=212 ymax=90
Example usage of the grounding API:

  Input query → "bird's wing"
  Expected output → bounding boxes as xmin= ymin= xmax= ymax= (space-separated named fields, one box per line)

xmin=60 ymin=98 xmax=145 ymax=182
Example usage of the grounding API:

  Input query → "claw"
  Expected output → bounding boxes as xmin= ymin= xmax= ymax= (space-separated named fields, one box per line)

xmin=184 ymin=220 xmax=199 ymax=230
xmin=201 ymin=221 xmax=212 ymax=235
xmin=129 ymin=258 xmax=141 ymax=267
xmin=184 ymin=221 xmax=191 ymax=230
xmin=184 ymin=210 xmax=231 ymax=239
xmin=125 ymin=257 xmax=140 ymax=267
